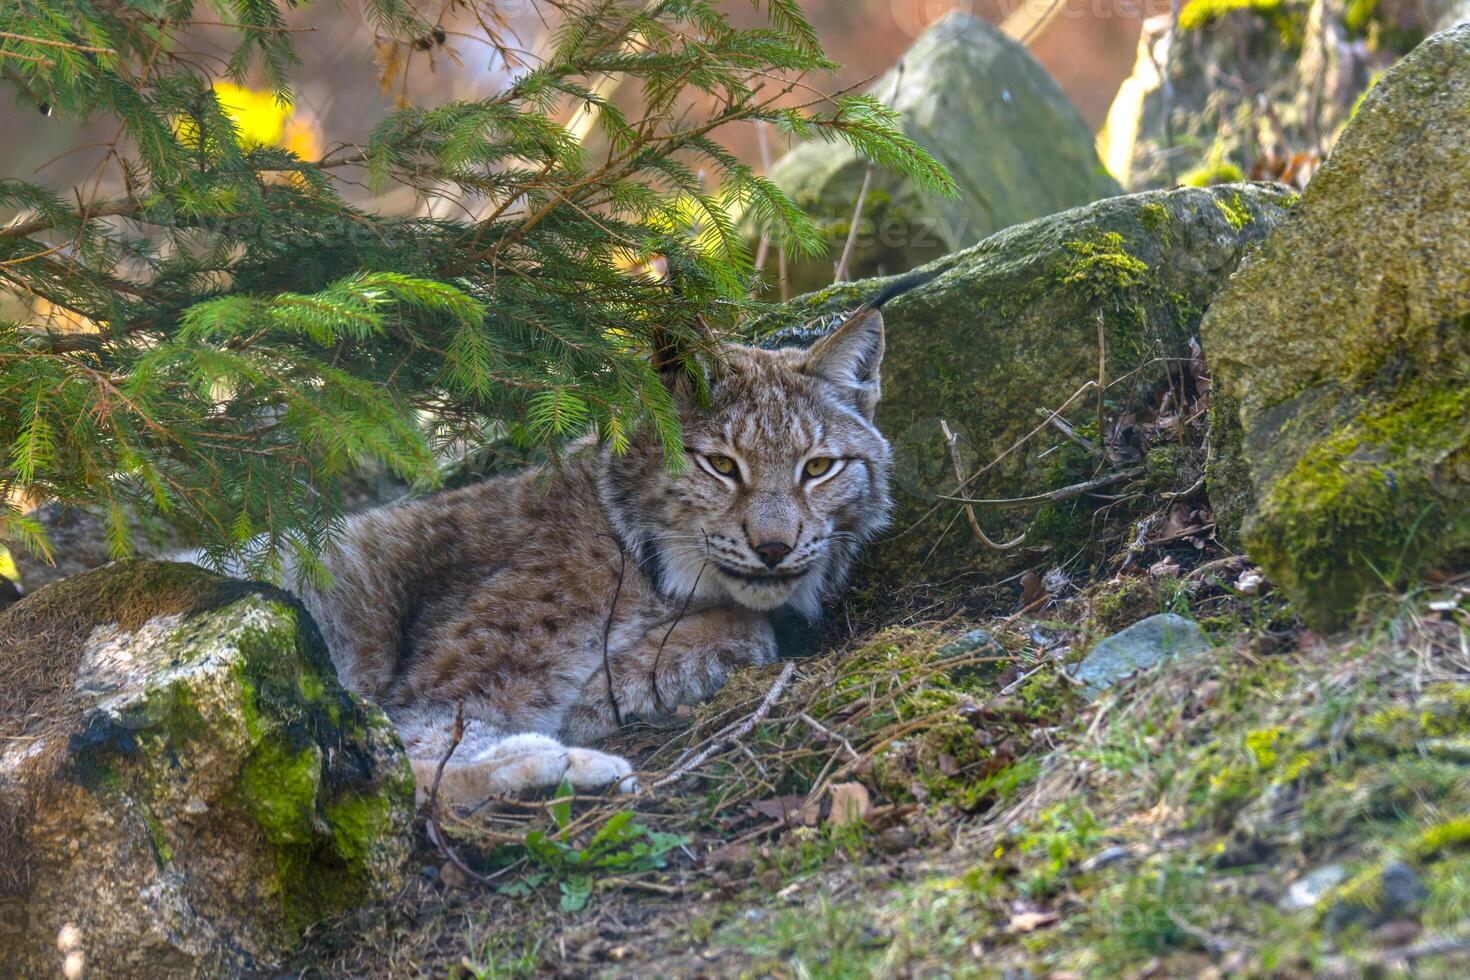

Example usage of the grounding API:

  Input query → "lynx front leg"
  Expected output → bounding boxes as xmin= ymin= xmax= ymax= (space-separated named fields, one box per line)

xmin=562 ymin=605 xmax=778 ymax=742
xmin=396 ymin=711 xmax=636 ymax=806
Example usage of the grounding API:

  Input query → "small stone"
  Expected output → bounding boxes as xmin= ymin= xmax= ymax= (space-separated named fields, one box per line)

xmin=936 ymin=628 xmax=999 ymax=658
xmin=1324 ymin=862 xmax=1429 ymax=933
xmin=1078 ymin=845 xmax=1134 ymax=873
xmin=1379 ymin=862 xmax=1429 ymax=910
xmin=1371 ymin=920 xmax=1423 ymax=947
xmin=1279 ymin=864 xmax=1348 ymax=912
xmin=1073 ymin=614 xmax=1211 ymax=698
xmin=1148 ymin=557 xmax=1180 ymax=579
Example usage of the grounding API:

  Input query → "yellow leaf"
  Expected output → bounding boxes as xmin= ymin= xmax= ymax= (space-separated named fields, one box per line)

xmin=212 ymin=81 xmax=291 ymax=148
xmin=375 ymin=40 xmax=405 ymax=98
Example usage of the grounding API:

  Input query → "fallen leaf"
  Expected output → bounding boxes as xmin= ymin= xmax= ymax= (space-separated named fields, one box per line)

xmin=1021 ymin=571 xmax=1045 ymax=608
xmin=1148 ymin=556 xmax=1180 ymax=579
xmin=827 ymin=781 xmax=872 ymax=828
xmin=750 ymin=794 xmax=808 ymax=823
xmin=705 ymin=842 xmax=753 ymax=871
xmin=1007 ymin=909 xmax=1059 ymax=933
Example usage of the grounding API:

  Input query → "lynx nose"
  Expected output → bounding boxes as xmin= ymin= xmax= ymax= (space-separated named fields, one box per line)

xmin=753 ymin=541 xmax=793 ymax=569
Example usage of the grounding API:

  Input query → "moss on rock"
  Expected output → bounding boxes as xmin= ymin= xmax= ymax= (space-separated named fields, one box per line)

xmin=1201 ymin=26 xmax=1470 ymax=629
xmin=755 ymin=183 xmax=1293 ymax=589
xmin=0 ymin=561 xmax=414 ymax=977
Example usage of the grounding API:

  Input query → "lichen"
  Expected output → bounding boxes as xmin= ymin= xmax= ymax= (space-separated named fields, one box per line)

xmin=1214 ymin=192 xmax=1252 ymax=231
xmin=238 ymin=738 xmax=323 ymax=846
xmin=1061 ymin=232 xmax=1149 ymax=292
xmin=1410 ymin=818 xmax=1470 ymax=861
xmin=1245 ymin=726 xmax=1286 ymax=768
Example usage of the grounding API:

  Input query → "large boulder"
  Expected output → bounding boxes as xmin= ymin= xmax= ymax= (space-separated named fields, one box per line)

xmin=1203 ymin=26 xmax=1470 ymax=629
xmin=756 ymin=182 xmax=1295 ymax=588
xmin=759 ymin=12 xmax=1118 ymax=296
xmin=0 ymin=561 xmax=414 ymax=978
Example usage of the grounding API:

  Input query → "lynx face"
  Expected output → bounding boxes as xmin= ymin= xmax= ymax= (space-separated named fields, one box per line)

xmin=600 ymin=307 xmax=893 ymax=620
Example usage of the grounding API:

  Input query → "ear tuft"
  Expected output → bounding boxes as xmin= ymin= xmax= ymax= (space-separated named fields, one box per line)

xmin=800 ymin=306 xmax=884 ymax=418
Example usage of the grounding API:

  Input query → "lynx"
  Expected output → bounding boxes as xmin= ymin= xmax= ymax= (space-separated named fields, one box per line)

xmin=224 ymin=281 xmax=916 ymax=805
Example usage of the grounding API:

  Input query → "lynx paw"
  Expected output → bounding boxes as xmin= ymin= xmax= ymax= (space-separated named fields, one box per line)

xmin=413 ymin=733 xmax=636 ymax=804
xmin=566 ymin=746 xmax=639 ymax=794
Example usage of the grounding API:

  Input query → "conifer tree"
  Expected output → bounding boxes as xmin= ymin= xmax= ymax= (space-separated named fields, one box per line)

xmin=0 ymin=0 xmax=951 ymax=579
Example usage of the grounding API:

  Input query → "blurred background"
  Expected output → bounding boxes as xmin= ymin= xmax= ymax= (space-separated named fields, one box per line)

xmin=3 ymin=0 xmax=1465 ymax=301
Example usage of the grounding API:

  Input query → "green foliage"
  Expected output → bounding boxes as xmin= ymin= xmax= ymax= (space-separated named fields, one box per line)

xmin=1180 ymin=158 xmax=1247 ymax=187
xmin=501 ymin=790 xmax=688 ymax=911
xmin=1177 ymin=0 xmax=1304 ymax=46
xmin=0 ymin=0 xmax=952 ymax=573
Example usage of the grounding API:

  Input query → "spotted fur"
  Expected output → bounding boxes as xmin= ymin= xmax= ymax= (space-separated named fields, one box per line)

xmin=269 ymin=304 xmax=894 ymax=803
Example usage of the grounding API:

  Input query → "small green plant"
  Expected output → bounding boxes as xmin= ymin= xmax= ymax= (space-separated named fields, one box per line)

xmin=503 ymin=790 xmax=689 ymax=911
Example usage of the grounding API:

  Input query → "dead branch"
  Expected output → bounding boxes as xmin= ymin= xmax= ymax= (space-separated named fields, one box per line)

xmin=939 ymin=466 xmax=1143 ymax=510
xmin=834 ymin=61 xmax=903 ymax=284
xmin=798 ymin=711 xmax=861 ymax=762
xmin=1095 ymin=310 xmax=1108 ymax=458
xmin=424 ymin=704 xmax=512 ymax=888
xmin=941 ymin=418 xmax=1026 ymax=550
xmin=651 ymin=660 xmax=796 ymax=789
xmin=1034 ymin=408 xmax=1101 ymax=457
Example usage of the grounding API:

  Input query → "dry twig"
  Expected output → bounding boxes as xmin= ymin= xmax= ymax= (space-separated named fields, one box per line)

xmin=941 ymin=419 xmax=1025 ymax=550
xmin=651 ymin=661 xmax=797 ymax=789
xmin=939 ymin=467 xmax=1143 ymax=510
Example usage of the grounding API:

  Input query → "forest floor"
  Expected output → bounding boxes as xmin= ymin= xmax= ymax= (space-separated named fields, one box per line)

xmin=283 ymin=349 xmax=1470 ymax=979
xmin=290 ymin=548 xmax=1470 ymax=978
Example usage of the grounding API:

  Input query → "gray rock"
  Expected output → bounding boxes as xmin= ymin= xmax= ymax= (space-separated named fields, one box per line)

xmin=0 ymin=561 xmax=415 ymax=978
xmin=1324 ymin=861 xmax=1429 ymax=933
xmin=1073 ymin=614 xmax=1211 ymax=697
xmin=1202 ymin=25 xmax=1470 ymax=629
xmin=759 ymin=12 xmax=1118 ymax=296
xmin=755 ymin=182 xmax=1294 ymax=587
xmin=936 ymin=628 xmax=1000 ymax=658
xmin=1078 ymin=845 xmax=1137 ymax=874
xmin=1280 ymin=864 xmax=1349 ymax=912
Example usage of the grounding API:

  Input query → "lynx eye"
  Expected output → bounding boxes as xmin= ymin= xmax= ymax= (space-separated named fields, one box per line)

xmin=704 ymin=454 xmax=738 ymax=477
xmin=803 ymin=457 xmax=836 ymax=479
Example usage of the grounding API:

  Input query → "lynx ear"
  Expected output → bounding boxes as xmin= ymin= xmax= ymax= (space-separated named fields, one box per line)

xmin=800 ymin=307 xmax=884 ymax=419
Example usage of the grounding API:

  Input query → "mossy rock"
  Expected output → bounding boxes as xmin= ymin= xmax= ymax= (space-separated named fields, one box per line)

xmin=1201 ymin=25 xmax=1470 ymax=630
xmin=756 ymin=12 xmax=1118 ymax=296
xmin=0 ymin=561 xmax=414 ymax=978
xmin=754 ymin=182 xmax=1294 ymax=589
